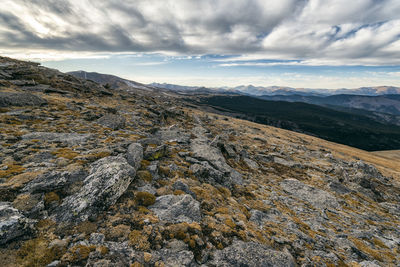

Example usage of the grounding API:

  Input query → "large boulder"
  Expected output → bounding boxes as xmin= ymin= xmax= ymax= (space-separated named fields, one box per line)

xmin=53 ymin=155 xmax=139 ymax=222
xmin=0 ymin=92 xmax=47 ymax=107
xmin=209 ymin=240 xmax=295 ymax=267
xmin=149 ymin=194 xmax=201 ymax=223
xmin=0 ymin=202 xmax=35 ymax=245
xmin=280 ymin=179 xmax=339 ymax=209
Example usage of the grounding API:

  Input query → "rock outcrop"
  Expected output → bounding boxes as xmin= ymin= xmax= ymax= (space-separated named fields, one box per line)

xmin=189 ymin=125 xmax=243 ymax=188
xmin=0 ymin=92 xmax=47 ymax=107
xmin=150 ymin=194 xmax=202 ymax=223
xmin=0 ymin=202 xmax=35 ymax=245
xmin=209 ymin=240 xmax=295 ymax=267
xmin=53 ymin=154 xmax=140 ymax=222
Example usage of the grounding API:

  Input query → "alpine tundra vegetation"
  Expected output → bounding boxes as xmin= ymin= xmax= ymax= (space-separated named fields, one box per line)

xmin=0 ymin=57 xmax=400 ymax=266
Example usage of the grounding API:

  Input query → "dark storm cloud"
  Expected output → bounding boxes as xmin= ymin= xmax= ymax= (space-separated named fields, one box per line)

xmin=0 ymin=0 xmax=400 ymax=65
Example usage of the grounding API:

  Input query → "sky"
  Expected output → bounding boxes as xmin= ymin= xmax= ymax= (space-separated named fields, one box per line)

xmin=1 ymin=0 xmax=400 ymax=89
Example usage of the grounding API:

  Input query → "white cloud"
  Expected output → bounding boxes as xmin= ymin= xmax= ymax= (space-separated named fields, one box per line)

xmin=0 ymin=0 xmax=400 ymax=66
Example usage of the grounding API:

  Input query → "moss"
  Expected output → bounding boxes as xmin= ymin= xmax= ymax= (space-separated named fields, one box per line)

xmin=173 ymin=189 xmax=185 ymax=195
xmin=175 ymin=230 xmax=187 ymax=240
xmin=129 ymin=230 xmax=150 ymax=251
xmin=83 ymin=151 xmax=111 ymax=162
xmin=225 ymin=218 xmax=236 ymax=229
xmin=136 ymin=170 xmax=152 ymax=182
xmin=143 ymin=252 xmax=152 ymax=263
xmin=51 ymin=148 xmax=79 ymax=160
xmin=350 ymin=237 xmax=395 ymax=262
xmin=0 ymin=164 xmax=26 ymax=179
xmin=371 ymin=237 xmax=389 ymax=249
xmin=148 ymin=144 xmax=158 ymax=148
xmin=137 ymin=206 xmax=150 ymax=213
xmin=106 ymin=224 xmax=131 ymax=241
xmin=217 ymin=186 xmax=232 ymax=197
xmin=131 ymin=262 xmax=144 ymax=267
xmin=13 ymin=193 xmax=40 ymax=211
xmin=149 ymin=151 xmax=164 ymax=160
xmin=134 ymin=191 xmax=156 ymax=207
xmin=75 ymin=221 xmax=97 ymax=235
xmin=155 ymin=261 xmax=165 ymax=267
xmin=68 ymin=244 xmax=96 ymax=262
xmin=36 ymin=219 xmax=56 ymax=230
xmin=158 ymin=166 xmax=171 ymax=177
xmin=188 ymin=238 xmax=196 ymax=249
xmin=140 ymin=160 xmax=151 ymax=169
xmin=98 ymin=246 xmax=109 ymax=256
xmin=44 ymin=191 xmax=60 ymax=206
xmin=17 ymin=238 xmax=66 ymax=267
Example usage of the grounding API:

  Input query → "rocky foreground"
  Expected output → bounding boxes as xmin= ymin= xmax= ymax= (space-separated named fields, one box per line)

xmin=0 ymin=56 xmax=400 ymax=266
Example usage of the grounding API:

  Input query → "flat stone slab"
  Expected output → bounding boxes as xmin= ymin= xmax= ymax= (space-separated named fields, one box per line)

xmin=210 ymin=240 xmax=295 ymax=267
xmin=150 ymin=194 xmax=201 ymax=223
xmin=0 ymin=92 xmax=47 ymax=107
xmin=22 ymin=132 xmax=91 ymax=145
xmin=280 ymin=178 xmax=339 ymax=209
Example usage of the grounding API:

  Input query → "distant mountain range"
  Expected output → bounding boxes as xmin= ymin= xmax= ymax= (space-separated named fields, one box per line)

xmin=151 ymin=83 xmax=400 ymax=96
xmin=258 ymin=94 xmax=400 ymax=116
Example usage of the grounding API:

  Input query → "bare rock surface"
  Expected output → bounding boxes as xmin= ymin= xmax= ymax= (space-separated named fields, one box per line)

xmin=22 ymin=132 xmax=91 ymax=145
xmin=150 ymin=194 xmax=202 ymax=223
xmin=96 ymin=114 xmax=126 ymax=130
xmin=190 ymin=125 xmax=243 ymax=188
xmin=126 ymin=143 xmax=144 ymax=169
xmin=280 ymin=178 xmax=339 ymax=209
xmin=0 ymin=202 xmax=35 ymax=245
xmin=0 ymin=92 xmax=47 ymax=107
xmin=209 ymin=240 xmax=295 ymax=267
xmin=53 ymin=156 xmax=138 ymax=222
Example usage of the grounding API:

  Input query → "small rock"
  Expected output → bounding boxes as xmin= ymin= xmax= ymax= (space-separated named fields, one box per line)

xmin=172 ymin=181 xmax=196 ymax=198
xmin=150 ymin=194 xmax=202 ymax=223
xmin=243 ymin=158 xmax=259 ymax=169
xmin=22 ymin=132 xmax=91 ymax=145
xmin=144 ymin=144 xmax=167 ymax=161
xmin=0 ymin=202 xmax=35 ymax=245
xmin=89 ymin=233 xmax=105 ymax=245
xmin=96 ymin=114 xmax=126 ymax=130
xmin=126 ymin=143 xmax=143 ymax=169
xmin=209 ymin=240 xmax=295 ymax=267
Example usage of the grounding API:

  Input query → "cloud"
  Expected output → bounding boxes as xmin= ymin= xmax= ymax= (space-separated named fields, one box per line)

xmin=0 ymin=0 xmax=400 ymax=65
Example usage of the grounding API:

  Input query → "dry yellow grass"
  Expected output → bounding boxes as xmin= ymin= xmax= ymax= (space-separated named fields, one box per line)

xmin=188 ymin=108 xmax=400 ymax=180
xmin=371 ymin=150 xmax=400 ymax=161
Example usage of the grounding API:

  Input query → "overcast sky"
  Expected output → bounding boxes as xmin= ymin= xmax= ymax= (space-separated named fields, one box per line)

xmin=1 ymin=0 xmax=400 ymax=88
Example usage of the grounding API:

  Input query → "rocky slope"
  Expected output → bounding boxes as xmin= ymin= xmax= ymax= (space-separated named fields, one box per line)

xmin=0 ymin=56 xmax=400 ymax=267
